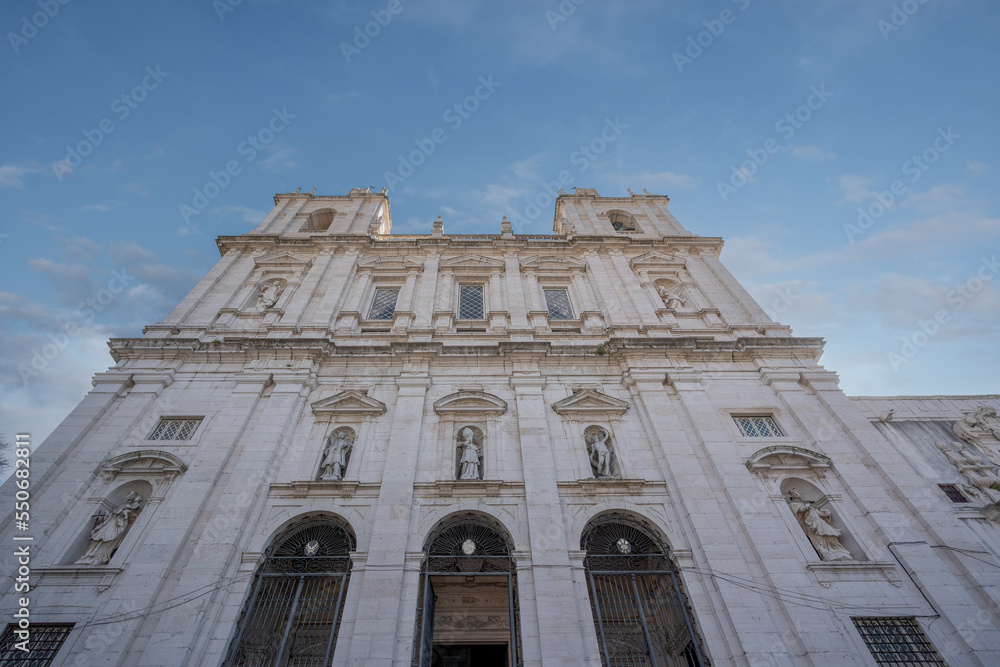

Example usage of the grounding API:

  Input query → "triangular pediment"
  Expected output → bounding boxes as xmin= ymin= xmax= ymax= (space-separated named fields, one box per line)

xmin=519 ymin=255 xmax=587 ymax=272
xmin=311 ymin=390 xmax=387 ymax=417
xmin=440 ymin=255 xmax=506 ymax=270
xmin=552 ymin=390 xmax=630 ymax=415
xmin=629 ymin=252 xmax=684 ymax=270
xmin=433 ymin=391 xmax=508 ymax=415
xmin=254 ymin=252 xmax=312 ymax=269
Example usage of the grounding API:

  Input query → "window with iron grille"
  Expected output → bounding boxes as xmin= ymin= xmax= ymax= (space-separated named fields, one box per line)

xmin=367 ymin=288 xmax=399 ymax=320
xmin=733 ymin=415 xmax=783 ymax=438
xmin=0 ymin=623 xmax=73 ymax=666
xmin=149 ymin=418 xmax=202 ymax=441
xmin=458 ymin=285 xmax=485 ymax=320
xmin=543 ymin=288 xmax=573 ymax=320
xmin=939 ymin=484 xmax=970 ymax=503
xmin=852 ymin=617 xmax=946 ymax=666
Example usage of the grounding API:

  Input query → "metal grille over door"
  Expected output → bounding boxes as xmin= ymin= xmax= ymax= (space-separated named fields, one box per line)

xmin=413 ymin=516 xmax=521 ymax=667
xmin=583 ymin=519 xmax=707 ymax=667
xmin=225 ymin=521 xmax=354 ymax=667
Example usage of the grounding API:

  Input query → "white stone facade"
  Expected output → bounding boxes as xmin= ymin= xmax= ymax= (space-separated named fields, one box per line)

xmin=2 ymin=188 xmax=1000 ymax=666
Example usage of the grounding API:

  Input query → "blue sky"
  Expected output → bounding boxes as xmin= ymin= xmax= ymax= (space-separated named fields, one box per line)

xmin=2 ymin=0 xmax=999 ymax=445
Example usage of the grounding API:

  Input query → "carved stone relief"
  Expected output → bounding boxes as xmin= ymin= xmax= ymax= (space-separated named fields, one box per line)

xmin=936 ymin=440 xmax=1000 ymax=511
xmin=253 ymin=278 xmax=286 ymax=310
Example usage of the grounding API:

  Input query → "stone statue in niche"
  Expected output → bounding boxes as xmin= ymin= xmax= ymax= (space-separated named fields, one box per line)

xmin=320 ymin=429 xmax=353 ymax=481
xmin=77 ymin=491 xmax=144 ymax=565
xmin=656 ymin=283 xmax=686 ymax=310
xmin=786 ymin=488 xmax=853 ymax=561
xmin=254 ymin=280 xmax=284 ymax=310
xmin=586 ymin=428 xmax=614 ymax=478
xmin=457 ymin=427 xmax=481 ymax=480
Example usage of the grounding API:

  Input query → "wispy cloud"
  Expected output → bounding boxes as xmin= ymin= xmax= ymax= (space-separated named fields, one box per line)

xmin=791 ymin=145 xmax=835 ymax=161
xmin=0 ymin=162 xmax=46 ymax=189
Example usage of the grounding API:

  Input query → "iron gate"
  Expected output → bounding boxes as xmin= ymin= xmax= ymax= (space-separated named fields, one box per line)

xmin=584 ymin=520 xmax=706 ymax=667
xmin=225 ymin=522 xmax=354 ymax=666
xmin=413 ymin=516 xmax=522 ymax=667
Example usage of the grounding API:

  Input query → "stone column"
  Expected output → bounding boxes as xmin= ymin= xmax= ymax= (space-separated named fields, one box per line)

xmin=433 ymin=270 xmax=455 ymax=332
xmin=509 ymin=359 xmax=593 ymax=665
xmin=504 ymin=255 xmax=530 ymax=331
xmin=412 ymin=253 xmax=440 ymax=330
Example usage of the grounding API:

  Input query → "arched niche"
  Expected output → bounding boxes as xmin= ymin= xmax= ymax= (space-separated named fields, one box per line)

xmin=302 ymin=207 xmax=336 ymax=231
xmin=583 ymin=424 xmax=621 ymax=479
xmin=779 ymin=477 xmax=866 ymax=562
xmin=63 ymin=479 xmax=153 ymax=565
xmin=605 ymin=209 xmax=639 ymax=232
xmin=455 ymin=424 xmax=484 ymax=480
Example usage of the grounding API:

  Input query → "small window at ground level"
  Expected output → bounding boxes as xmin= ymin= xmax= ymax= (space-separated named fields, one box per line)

xmin=368 ymin=288 xmax=400 ymax=320
xmin=149 ymin=418 xmax=202 ymax=441
xmin=938 ymin=484 xmax=970 ymax=503
xmin=852 ymin=617 xmax=945 ymax=666
xmin=733 ymin=416 xmax=783 ymax=438
xmin=0 ymin=624 xmax=74 ymax=666
xmin=543 ymin=288 xmax=573 ymax=320
xmin=458 ymin=285 xmax=485 ymax=320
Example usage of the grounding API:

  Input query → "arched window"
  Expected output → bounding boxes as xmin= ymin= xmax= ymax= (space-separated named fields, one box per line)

xmin=583 ymin=516 xmax=707 ymax=667
xmin=606 ymin=210 xmax=638 ymax=232
xmin=225 ymin=518 xmax=355 ymax=666
xmin=302 ymin=208 xmax=336 ymax=231
xmin=413 ymin=515 xmax=521 ymax=667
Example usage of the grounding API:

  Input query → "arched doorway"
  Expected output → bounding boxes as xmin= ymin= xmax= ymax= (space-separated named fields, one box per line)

xmin=224 ymin=517 xmax=355 ymax=666
xmin=413 ymin=514 xmax=521 ymax=667
xmin=583 ymin=516 xmax=707 ymax=667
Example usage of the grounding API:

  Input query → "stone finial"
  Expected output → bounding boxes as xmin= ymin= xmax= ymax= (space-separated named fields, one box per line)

xmin=307 ymin=187 xmax=317 ymax=195
xmin=293 ymin=186 xmax=302 ymax=193
xmin=432 ymin=215 xmax=444 ymax=236
xmin=501 ymin=216 xmax=513 ymax=236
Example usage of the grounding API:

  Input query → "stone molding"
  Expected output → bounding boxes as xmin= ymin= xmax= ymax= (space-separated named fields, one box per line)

xmin=746 ymin=446 xmax=832 ymax=477
xmin=433 ymin=391 xmax=508 ymax=415
xmin=556 ymin=478 xmax=662 ymax=496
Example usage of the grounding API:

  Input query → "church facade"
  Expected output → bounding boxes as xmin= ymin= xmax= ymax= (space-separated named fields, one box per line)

xmin=3 ymin=188 xmax=1000 ymax=666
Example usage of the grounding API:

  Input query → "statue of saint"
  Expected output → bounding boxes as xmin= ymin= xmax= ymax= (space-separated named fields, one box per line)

xmin=320 ymin=430 xmax=353 ymax=481
xmin=587 ymin=429 xmax=613 ymax=477
xmin=255 ymin=281 xmax=282 ymax=310
xmin=656 ymin=284 xmax=685 ymax=309
xmin=458 ymin=427 xmax=481 ymax=480
xmin=787 ymin=488 xmax=852 ymax=561
xmin=77 ymin=491 xmax=144 ymax=565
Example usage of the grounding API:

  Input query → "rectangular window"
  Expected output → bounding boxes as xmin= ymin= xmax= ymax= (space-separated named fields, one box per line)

xmin=939 ymin=484 xmax=970 ymax=503
xmin=543 ymin=288 xmax=573 ymax=320
xmin=0 ymin=624 xmax=73 ymax=665
xmin=367 ymin=288 xmax=400 ymax=320
xmin=733 ymin=416 xmax=783 ymax=438
xmin=149 ymin=418 xmax=202 ymax=441
xmin=458 ymin=285 xmax=485 ymax=320
xmin=852 ymin=617 xmax=946 ymax=666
